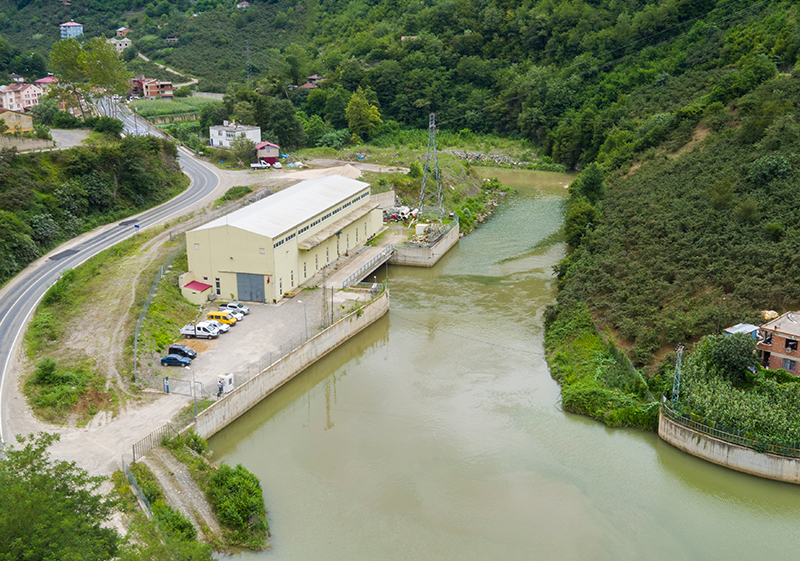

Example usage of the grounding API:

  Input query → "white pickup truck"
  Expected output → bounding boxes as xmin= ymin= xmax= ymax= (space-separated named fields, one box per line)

xmin=180 ymin=321 xmax=220 ymax=339
xmin=250 ymin=161 xmax=270 ymax=169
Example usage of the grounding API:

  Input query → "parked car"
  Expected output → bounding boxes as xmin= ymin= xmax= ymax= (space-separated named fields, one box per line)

xmin=219 ymin=301 xmax=250 ymax=315
xmin=161 ymin=354 xmax=192 ymax=367
xmin=168 ymin=344 xmax=197 ymax=359
xmin=250 ymin=161 xmax=270 ymax=169
xmin=272 ymin=162 xmax=282 ymax=169
xmin=207 ymin=310 xmax=238 ymax=325
xmin=180 ymin=321 xmax=220 ymax=339
xmin=206 ymin=319 xmax=230 ymax=333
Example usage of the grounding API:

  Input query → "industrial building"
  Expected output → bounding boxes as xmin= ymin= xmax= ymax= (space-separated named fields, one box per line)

xmin=182 ymin=175 xmax=383 ymax=304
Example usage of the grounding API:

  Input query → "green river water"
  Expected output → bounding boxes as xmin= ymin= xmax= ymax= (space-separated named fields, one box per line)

xmin=210 ymin=169 xmax=800 ymax=560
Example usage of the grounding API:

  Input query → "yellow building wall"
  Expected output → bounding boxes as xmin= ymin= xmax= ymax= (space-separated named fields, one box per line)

xmin=186 ymin=190 xmax=383 ymax=303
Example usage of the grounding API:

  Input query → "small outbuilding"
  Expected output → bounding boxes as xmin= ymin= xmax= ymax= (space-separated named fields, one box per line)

xmin=255 ymin=141 xmax=279 ymax=164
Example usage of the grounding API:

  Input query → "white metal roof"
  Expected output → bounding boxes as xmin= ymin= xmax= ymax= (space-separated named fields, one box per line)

xmin=724 ymin=323 xmax=759 ymax=335
xmin=761 ymin=312 xmax=800 ymax=339
xmin=191 ymin=175 xmax=370 ymax=239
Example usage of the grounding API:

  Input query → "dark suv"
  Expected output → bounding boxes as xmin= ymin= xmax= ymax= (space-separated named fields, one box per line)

xmin=168 ymin=344 xmax=197 ymax=359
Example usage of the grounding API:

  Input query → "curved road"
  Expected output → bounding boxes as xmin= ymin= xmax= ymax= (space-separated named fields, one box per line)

xmin=0 ymin=147 xmax=220 ymax=447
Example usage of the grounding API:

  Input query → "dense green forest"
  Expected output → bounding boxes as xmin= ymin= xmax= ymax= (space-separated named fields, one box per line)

xmin=0 ymin=136 xmax=188 ymax=285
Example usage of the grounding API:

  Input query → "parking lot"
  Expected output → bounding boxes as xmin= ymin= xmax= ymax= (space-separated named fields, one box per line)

xmin=160 ymin=287 xmax=375 ymax=398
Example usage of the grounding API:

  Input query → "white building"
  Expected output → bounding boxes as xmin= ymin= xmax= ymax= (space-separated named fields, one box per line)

xmin=60 ymin=20 xmax=83 ymax=39
xmin=209 ymin=122 xmax=261 ymax=148
xmin=183 ymin=175 xmax=383 ymax=304
xmin=106 ymin=37 xmax=132 ymax=52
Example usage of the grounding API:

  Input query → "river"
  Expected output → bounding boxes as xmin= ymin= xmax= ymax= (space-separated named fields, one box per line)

xmin=210 ymin=168 xmax=800 ymax=561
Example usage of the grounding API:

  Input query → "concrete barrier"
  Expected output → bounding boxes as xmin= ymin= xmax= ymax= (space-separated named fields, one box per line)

xmin=193 ymin=290 xmax=390 ymax=439
xmin=0 ymin=136 xmax=55 ymax=151
xmin=390 ymin=223 xmax=459 ymax=267
xmin=371 ymin=190 xmax=396 ymax=210
xmin=658 ymin=409 xmax=800 ymax=484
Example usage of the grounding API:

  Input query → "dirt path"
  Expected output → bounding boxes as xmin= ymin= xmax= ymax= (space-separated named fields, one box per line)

xmin=141 ymin=447 xmax=222 ymax=541
xmin=137 ymin=53 xmax=198 ymax=88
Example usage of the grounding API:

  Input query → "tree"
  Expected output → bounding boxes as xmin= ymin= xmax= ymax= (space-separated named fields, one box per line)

xmin=0 ymin=432 xmax=121 ymax=560
xmin=345 ymin=87 xmax=382 ymax=140
xmin=692 ymin=334 xmax=758 ymax=387
xmin=231 ymin=134 xmax=256 ymax=163
xmin=50 ymin=38 xmax=131 ymax=121
xmin=30 ymin=97 xmax=60 ymax=126
xmin=0 ymin=118 xmax=7 ymax=135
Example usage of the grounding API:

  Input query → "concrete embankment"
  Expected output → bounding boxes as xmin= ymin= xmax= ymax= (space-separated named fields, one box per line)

xmin=390 ymin=223 xmax=460 ymax=267
xmin=192 ymin=290 xmax=389 ymax=439
xmin=658 ymin=408 xmax=800 ymax=484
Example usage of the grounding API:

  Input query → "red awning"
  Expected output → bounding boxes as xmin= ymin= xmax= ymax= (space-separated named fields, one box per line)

xmin=184 ymin=280 xmax=212 ymax=292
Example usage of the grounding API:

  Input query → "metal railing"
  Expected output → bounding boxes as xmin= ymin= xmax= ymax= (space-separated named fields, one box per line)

xmin=661 ymin=404 xmax=800 ymax=458
xmin=122 ymin=456 xmax=152 ymax=518
xmin=341 ymin=244 xmax=394 ymax=289
xmin=132 ymin=422 xmax=176 ymax=463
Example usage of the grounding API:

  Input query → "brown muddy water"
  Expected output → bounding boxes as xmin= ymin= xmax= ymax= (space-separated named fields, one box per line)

xmin=210 ymin=168 xmax=800 ymax=561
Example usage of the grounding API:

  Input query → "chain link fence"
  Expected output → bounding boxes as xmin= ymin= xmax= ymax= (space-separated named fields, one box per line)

xmin=122 ymin=456 xmax=152 ymax=518
xmin=132 ymin=422 xmax=176 ymax=463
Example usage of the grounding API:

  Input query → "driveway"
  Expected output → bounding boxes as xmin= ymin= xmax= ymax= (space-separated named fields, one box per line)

xmin=50 ymin=129 xmax=90 ymax=149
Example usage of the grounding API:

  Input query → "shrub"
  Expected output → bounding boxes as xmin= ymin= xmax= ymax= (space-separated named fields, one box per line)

xmin=208 ymin=463 xmax=268 ymax=546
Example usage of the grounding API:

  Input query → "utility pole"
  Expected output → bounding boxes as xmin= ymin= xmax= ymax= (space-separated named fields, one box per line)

xmin=418 ymin=113 xmax=445 ymax=223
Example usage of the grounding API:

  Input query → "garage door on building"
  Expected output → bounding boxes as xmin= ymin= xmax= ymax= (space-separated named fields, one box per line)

xmin=236 ymin=273 xmax=265 ymax=302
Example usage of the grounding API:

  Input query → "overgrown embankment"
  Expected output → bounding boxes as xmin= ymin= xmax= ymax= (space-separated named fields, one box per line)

xmin=0 ymin=136 xmax=188 ymax=286
xmin=546 ymin=62 xmax=800 ymax=430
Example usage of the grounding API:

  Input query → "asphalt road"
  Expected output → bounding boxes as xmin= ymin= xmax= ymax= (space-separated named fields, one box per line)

xmin=0 ymin=127 xmax=220 ymax=447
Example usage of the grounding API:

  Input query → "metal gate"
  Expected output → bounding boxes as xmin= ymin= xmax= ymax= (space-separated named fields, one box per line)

xmin=164 ymin=377 xmax=192 ymax=396
xmin=237 ymin=273 xmax=264 ymax=302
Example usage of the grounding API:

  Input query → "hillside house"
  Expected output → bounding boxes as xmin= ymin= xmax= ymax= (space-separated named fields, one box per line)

xmin=0 ymin=83 xmax=43 ymax=112
xmin=35 ymin=75 xmax=58 ymax=93
xmin=255 ymin=141 xmax=280 ymax=163
xmin=209 ymin=122 xmax=261 ymax=148
xmin=116 ymin=26 xmax=130 ymax=37
xmin=106 ymin=37 xmax=132 ymax=52
xmin=757 ymin=311 xmax=800 ymax=373
xmin=0 ymin=109 xmax=34 ymax=133
xmin=60 ymin=20 xmax=83 ymax=39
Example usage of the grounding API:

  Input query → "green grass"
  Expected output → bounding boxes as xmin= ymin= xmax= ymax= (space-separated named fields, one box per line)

xmin=132 ymin=97 xmax=220 ymax=117
xmin=214 ymin=186 xmax=253 ymax=207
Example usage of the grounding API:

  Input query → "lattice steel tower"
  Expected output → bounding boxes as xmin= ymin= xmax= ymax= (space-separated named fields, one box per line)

xmin=418 ymin=113 xmax=445 ymax=221
xmin=671 ymin=345 xmax=685 ymax=407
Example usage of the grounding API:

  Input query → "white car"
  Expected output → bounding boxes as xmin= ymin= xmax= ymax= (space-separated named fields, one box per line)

xmin=272 ymin=162 xmax=282 ymax=169
xmin=220 ymin=301 xmax=250 ymax=315
xmin=206 ymin=319 xmax=231 ymax=333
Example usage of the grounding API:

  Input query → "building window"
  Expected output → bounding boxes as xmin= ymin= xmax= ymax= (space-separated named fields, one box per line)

xmin=194 ymin=243 xmax=200 ymax=250
xmin=215 ymin=278 xmax=221 ymax=295
xmin=203 ymin=277 xmax=208 ymax=281
xmin=355 ymin=228 xmax=358 ymax=242
xmin=260 ymin=248 xmax=265 ymax=254
xmin=290 ymin=271 xmax=294 ymax=287
xmin=346 ymin=234 xmax=349 ymax=249
xmin=279 ymin=278 xmax=283 ymax=294
xmin=326 ymin=247 xmax=329 ymax=263
xmin=303 ymin=262 xmax=307 ymax=278
xmin=786 ymin=340 xmax=798 ymax=351
xmin=364 ymin=221 xmax=367 ymax=236
xmin=315 ymin=254 xmax=318 ymax=270
xmin=783 ymin=358 xmax=796 ymax=372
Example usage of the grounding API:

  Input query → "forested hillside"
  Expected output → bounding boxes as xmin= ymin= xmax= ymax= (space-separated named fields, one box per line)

xmin=0 ymin=137 xmax=188 ymax=285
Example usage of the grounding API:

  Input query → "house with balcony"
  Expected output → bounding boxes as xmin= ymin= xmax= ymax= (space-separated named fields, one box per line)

xmin=0 ymin=83 xmax=43 ymax=112
xmin=60 ymin=20 xmax=83 ymax=39
xmin=209 ymin=122 xmax=261 ymax=148
xmin=106 ymin=37 xmax=132 ymax=52
xmin=757 ymin=311 xmax=800 ymax=374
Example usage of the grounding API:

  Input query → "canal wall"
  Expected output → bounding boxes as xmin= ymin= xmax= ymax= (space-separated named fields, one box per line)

xmin=192 ymin=290 xmax=390 ymax=439
xmin=390 ymin=223 xmax=459 ymax=267
xmin=658 ymin=409 xmax=800 ymax=484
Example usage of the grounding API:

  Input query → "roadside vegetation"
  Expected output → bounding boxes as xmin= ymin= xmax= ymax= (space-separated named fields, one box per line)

xmin=0 ymin=136 xmax=188 ymax=287
xmin=164 ymin=432 xmax=270 ymax=550
xmin=214 ymin=185 xmax=253 ymax=207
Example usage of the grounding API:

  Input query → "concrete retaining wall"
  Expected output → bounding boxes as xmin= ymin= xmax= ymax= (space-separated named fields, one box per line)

xmin=658 ymin=410 xmax=800 ymax=484
xmin=0 ymin=136 xmax=55 ymax=151
xmin=390 ymin=223 xmax=459 ymax=267
xmin=193 ymin=290 xmax=390 ymax=439
xmin=371 ymin=190 xmax=396 ymax=210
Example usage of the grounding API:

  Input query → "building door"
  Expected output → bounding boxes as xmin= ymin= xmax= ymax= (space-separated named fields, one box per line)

xmin=236 ymin=273 xmax=265 ymax=302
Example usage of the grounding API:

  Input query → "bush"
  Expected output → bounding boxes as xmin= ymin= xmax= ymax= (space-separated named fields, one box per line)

xmin=208 ymin=463 xmax=268 ymax=546
xmin=51 ymin=111 xmax=82 ymax=129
